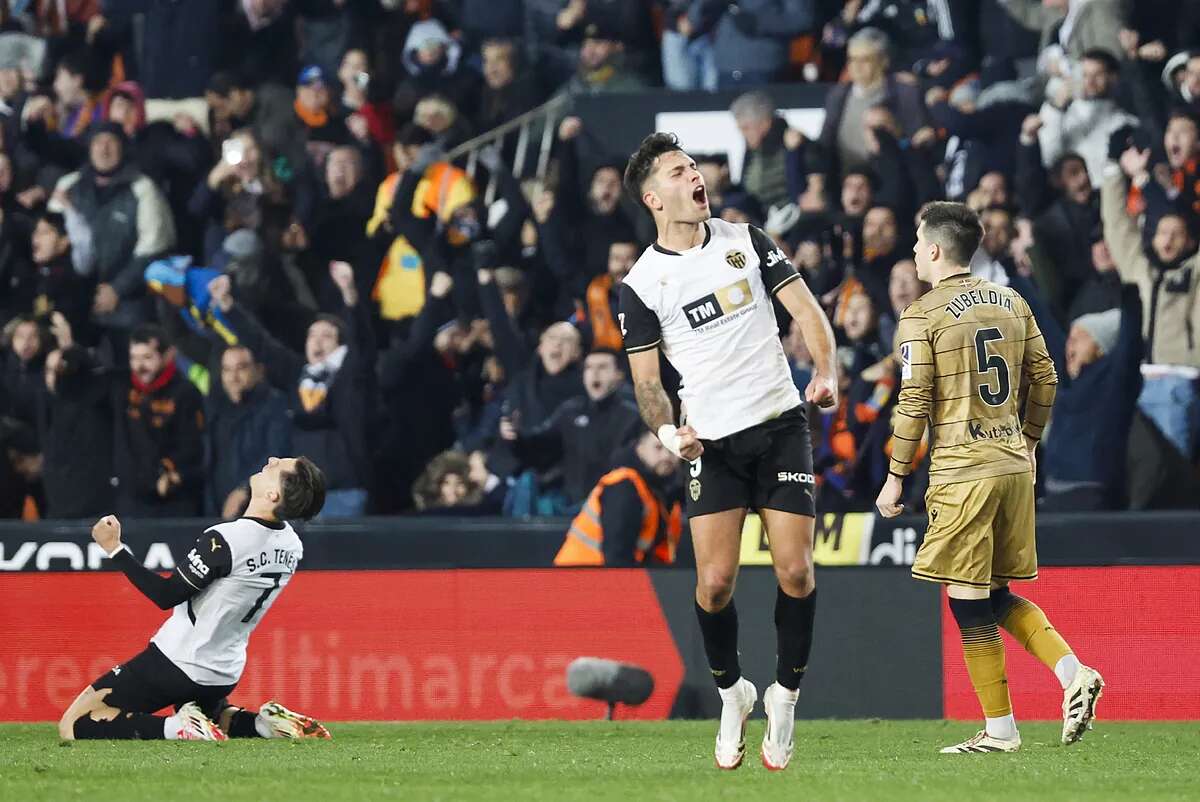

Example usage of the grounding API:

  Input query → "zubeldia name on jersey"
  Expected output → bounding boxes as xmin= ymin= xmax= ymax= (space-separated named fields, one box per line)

xmin=944 ymin=287 xmax=1014 ymax=320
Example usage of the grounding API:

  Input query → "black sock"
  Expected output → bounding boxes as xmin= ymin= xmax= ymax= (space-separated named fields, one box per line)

xmin=226 ymin=709 xmax=262 ymax=738
xmin=695 ymin=599 xmax=741 ymax=689
xmin=989 ymin=585 xmax=1016 ymax=621
xmin=73 ymin=711 xmax=165 ymax=739
xmin=775 ymin=586 xmax=817 ymax=691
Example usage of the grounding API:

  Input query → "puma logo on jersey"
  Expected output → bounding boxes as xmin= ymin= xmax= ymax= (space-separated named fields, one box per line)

xmin=187 ymin=548 xmax=209 ymax=577
xmin=777 ymin=472 xmax=815 ymax=483
xmin=211 ymin=537 xmax=221 ymax=552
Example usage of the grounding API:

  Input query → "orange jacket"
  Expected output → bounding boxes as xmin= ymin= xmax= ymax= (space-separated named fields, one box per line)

xmin=585 ymin=274 xmax=623 ymax=351
xmin=554 ymin=466 xmax=682 ymax=566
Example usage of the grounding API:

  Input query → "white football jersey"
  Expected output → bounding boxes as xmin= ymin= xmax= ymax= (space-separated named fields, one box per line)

xmin=152 ymin=517 xmax=302 ymax=685
xmin=619 ymin=218 xmax=802 ymax=440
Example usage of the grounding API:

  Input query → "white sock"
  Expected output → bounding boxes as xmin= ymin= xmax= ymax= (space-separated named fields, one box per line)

xmin=1054 ymin=654 xmax=1081 ymax=689
xmin=717 ymin=680 xmax=744 ymax=701
xmin=254 ymin=713 xmax=275 ymax=738
xmin=985 ymin=714 xmax=1018 ymax=740
xmin=162 ymin=713 xmax=182 ymax=740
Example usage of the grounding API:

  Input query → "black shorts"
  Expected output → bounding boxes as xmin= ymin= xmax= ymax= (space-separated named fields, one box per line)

xmin=687 ymin=405 xmax=816 ymax=518
xmin=91 ymin=643 xmax=237 ymax=720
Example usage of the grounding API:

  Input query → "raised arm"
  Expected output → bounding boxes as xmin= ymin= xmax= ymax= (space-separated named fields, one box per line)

xmin=208 ymin=274 xmax=304 ymax=390
xmin=91 ymin=516 xmax=230 ymax=611
xmin=1102 ymin=153 xmax=1151 ymax=284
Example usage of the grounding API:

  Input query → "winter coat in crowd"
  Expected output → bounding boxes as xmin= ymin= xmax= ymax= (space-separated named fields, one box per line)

xmin=1102 ymin=171 xmax=1200 ymax=368
xmin=223 ymin=299 xmax=374 ymax=492
xmin=687 ymin=0 xmax=815 ymax=85
xmin=51 ymin=155 xmax=176 ymax=323
xmin=205 ymin=378 xmax=293 ymax=516
xmin=37 ymin=346 xmax=114 ymax=518
xmin=511 ymin=389 xmax=642 ymax=505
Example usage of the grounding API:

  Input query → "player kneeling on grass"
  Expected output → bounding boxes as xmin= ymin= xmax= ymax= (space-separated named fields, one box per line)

xmin=59 ymin=457 xmax=332 ymax=742
xmin=876 ymin=203 xmax=1104 ymax=754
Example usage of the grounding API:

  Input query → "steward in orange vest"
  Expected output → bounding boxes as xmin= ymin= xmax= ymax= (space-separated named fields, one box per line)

xmin=574 ymin=241 xmax=638 ymax=351
xmin=555 ymin=430 xmax=683 ymax=567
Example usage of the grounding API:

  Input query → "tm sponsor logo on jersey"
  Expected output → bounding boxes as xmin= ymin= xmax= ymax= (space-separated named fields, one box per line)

xmin=968 ymin=420 xmax=1018 ymax=440
xmin=944 ymin=287 xmax=1014 ymax=320
xmin=683 ymin=278 xmax=755 ymax=330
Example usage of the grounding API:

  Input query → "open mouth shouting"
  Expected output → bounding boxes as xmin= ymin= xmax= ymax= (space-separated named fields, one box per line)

xmin=693 ymin=184 xmax=708 ymax=208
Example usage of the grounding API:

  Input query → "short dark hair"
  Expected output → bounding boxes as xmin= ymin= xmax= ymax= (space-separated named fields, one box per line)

xmin=394 ymin=122 xmax=433 ymax=147
xmin=311 ymin=313 xmax=348 ymax=346
xmin=276 ymin=456 xmax=326 ymax=521
xmin=919 ymin=202 xmax=983 ymax=266
xmin=207 ymin=70 xmax=254 ymax=97
xmin=1167 ymin=108 xmax=1200 ymax=130
xmin=36 ymin=211 xmax=68 ymax=238
xmin=56 ymin=50 xmax=89 ymax=78
xmin=623 ymin=132 xmax=684 ymax=209
xmin=130 ymin=323 xmax=169 ymax=353
xmin=981 ymin=203 xmax=1015 ymax=219
xmin=1081 ymin=48 xmax=1120 ymax=73
xmin=587 ymin=347 xmax=622 ymax=366
xmin=1051 ymin=151 xmax=1087 ymax=180
xmin=843 ymin=168 xmax=879 ymax=191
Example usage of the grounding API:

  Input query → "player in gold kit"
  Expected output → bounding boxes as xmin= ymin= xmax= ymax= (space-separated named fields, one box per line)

xmin=876 ymin=202 xmax=1104 ymax=753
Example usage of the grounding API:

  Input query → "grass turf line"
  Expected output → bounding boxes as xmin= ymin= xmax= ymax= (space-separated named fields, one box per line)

xmin=1 ymin=721 xmax=1196 ymax=802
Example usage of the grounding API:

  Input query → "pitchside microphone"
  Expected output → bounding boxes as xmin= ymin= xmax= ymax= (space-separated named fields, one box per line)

xmin=566 ymin=657 xmax=655 ymax=720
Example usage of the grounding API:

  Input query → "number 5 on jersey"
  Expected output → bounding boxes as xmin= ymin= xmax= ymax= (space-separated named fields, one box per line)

xmin=974 ymin=327 xmax=1010 ymax=406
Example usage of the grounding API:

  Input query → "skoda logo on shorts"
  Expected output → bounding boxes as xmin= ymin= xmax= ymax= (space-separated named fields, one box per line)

xmin=725 ymin=249 xmax=746 ymax=269
xmin=689 ymin=478 xmax=702 ymax=501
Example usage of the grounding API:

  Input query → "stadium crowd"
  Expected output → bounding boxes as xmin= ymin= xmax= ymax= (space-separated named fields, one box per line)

xmin=1 ymin=0 xmax=1199 ymax=524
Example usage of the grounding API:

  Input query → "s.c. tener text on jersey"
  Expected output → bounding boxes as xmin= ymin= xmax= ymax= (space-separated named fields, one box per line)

xmin=944 ymin=287 xmax=1013 ymax=320
xmin=247 ymin=549 xmax=299 ymax=572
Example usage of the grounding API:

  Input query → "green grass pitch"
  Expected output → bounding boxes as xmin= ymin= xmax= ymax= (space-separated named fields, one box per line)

xmin=1 ymin=721 xmax=1196 ymax=801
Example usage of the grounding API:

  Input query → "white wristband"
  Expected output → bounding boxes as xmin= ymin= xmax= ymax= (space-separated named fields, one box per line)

xmin=657 ymin=424 xmax=683 ymax=458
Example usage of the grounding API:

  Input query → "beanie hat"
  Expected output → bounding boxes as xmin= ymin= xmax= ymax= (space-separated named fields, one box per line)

xmin=1073 ymin=308 xmax=1120 ymax=355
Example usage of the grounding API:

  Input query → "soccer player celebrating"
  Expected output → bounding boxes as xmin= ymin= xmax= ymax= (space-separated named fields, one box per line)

xmin=58 ymin=457 xmax=331 ymax=742
xmin=620 ymin=133 xmax=837 ymax=771
xmin=876 ymin=202 xmax=1104 ymax=753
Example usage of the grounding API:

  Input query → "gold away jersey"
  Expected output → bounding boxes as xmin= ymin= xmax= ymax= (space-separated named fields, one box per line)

xmin=889 ymin=274 xmax=1057 ymax=485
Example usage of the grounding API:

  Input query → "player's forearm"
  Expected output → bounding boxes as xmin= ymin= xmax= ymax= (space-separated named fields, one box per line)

xmin=111 ymin=549 xmax=196 ymax=610
xmin=633 ymin=379 xmax=675 ymax=432
xmin=889 ymin=387 xmax=931 ymax=476
xmin=783 ymin=283 xmax=837 ymax=377
xmin=799 ymin=310 xmax=837 ymax=378
xmin=1022 ymin=383 xmax=1056 ymax=441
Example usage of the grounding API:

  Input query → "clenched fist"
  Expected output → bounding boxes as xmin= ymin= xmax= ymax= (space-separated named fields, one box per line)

xmin=92 ymin=515 xmax=123 ymax=554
